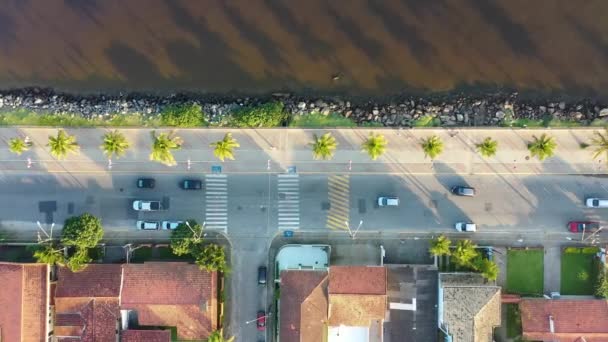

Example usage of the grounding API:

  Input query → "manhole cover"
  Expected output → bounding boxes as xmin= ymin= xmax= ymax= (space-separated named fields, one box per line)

xmin=322 ymin=202 xmax=330 ymax=210
xmin=525 ymin=156 xmax=530 ymax=160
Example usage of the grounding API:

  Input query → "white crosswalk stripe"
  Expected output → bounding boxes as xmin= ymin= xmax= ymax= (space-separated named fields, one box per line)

xmin=205 ymin=174 xmax=228 ymax=232
xmin=277 ymin=174 xmax=300 ymax=230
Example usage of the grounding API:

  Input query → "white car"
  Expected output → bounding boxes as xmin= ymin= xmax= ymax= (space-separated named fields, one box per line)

xmin=162 ymin=221 xmax=184 ymax=230
xmin=586 ymin=198 xmax=608 ymax=208
xmin=136 ymin=221 xmax=160 ymax=230
xmin=132 ymin=200 xmax=162 ymax=211
xmin=455 ymin=222 xmax=477 ymax=232
xmin=378 ymin=196 xmax=399 ymax=207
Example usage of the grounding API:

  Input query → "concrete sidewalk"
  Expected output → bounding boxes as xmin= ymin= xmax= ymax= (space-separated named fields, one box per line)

xmin=0 ymin=127 xmax=604 ymax=175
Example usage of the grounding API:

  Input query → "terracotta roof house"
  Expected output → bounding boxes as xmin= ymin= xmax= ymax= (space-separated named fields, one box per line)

xmin=0 ymin=262 xmax=50 ymax=342
xmin=520 ymin=299 xmax=608 ymax=342
xmin=120 ymin=262 xmax=218 ymax=341
xmin=120 ymin=329 xmax=171 ymax=342
xmin=438 ymin=273 xmax=501 ymax=342
xmin=53 ymin=264 xmax=122 ymax=342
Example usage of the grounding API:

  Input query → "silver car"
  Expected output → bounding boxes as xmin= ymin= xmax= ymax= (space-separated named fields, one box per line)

xmin=161 ymin=221 xmax=184 ymax=230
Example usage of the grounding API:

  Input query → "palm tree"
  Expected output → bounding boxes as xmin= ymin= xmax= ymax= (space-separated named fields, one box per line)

xmin=101 ymin=130 xmax=130 ymax=159
xmin=47 ymin=130 xmax=79 ymax=160
xmin=149 ymin=131 xmax=183 ymax=166
xmin=478 ymin=259 xmax=499 ymax=281
xmin=210 ymin=133 xmax=240 ymax=162
xmin=476 ymin=137 xmax=498 ymax=158
xmin=207 ymin=330 xmax=235 ymax=342
xmin=361 ymin=132 xmax=388 ymax=160
xmin=8 ymin=137 xmax=31 ymax=155
xmin=310 ymin=132 xmax=338 ymax=160
xmin=452 ymin=239 xmax=479 ymax=267
xmin=528 ymin=133 xmax=557 ymax=161
xmin=420 ymin=135 xmax=444 ymax=159
xmin=429 ymin=235 xmax=451 ymax=256
xmin=590 ymin=127 xmax=608 ymax=161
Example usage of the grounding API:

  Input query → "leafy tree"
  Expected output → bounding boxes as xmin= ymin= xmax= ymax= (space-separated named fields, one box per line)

xmin=477 ymin=258 xmax=499 ymax=281
xmin=361 ymin=132 xmax=388 ymax=160
xmin=452 ymin=240 xmax=479 ymax=267
xmin=149 ymin=131 xmax=183 ymax=166
xmin=160 ymin=103 xmax=205 ymax=127
xmin=33 ymin=244 xmax=66 ymax=266
xmin=65 ymin=248 xmax=91 ymax=272
xmin=195 ymin=244 xmax=228 ymax=273
xmin=528 ymin=133 xmax=557 ymax=161
xmin=420 ymin=135 xmax=443 ymax=159
xmin=207 ymin=330 xmax=235 ymax=342
xmin=210 ymin=133 xmax=240 ymax=162
xmin=429 ymin=235 xmax=451 ymax=256
xmin=170 ymin=220 xmax=205 ymax=256
xmin=590 ymin=127 xmax=608 ymax=162
xmin=230 ymin=102 xmax=285 ymax=127
xmin=476 ymin=137 xmax=498 ymax=158
xmin=596 ymin=267 xmax=608 ymax=298
xmin=61 ymin=213 xmax=104 ymax=249
xmin=311 ymin=132 xmax=338 ymax=160
xmin=48 ymin=130 xmax=79 ymax=160
xmin=8 ymin=137 xmax=31 ymax=155
xmin=101 ymin=130 xmax=130 ymax=159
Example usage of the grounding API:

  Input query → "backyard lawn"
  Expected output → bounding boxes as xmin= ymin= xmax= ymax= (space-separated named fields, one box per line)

xmin=506 ymin=249 xmax=544 ymax=295
xmin=561 ymin=248 xmax=600 ymax=295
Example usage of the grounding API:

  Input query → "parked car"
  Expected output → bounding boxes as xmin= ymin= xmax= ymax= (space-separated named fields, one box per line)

xmin=136 ymin=221 xmax=160 ymax=230
xmin=451 ymin=186 xmax=476 ymax=197
xmin=180 ymin=179 xmax=202 ymax=190
xmin=162 ymin=221 xmax=184 ymax=230
xmin=132 ymin=200 xmax=162 ymax=211
xmin=568 ymin=221 xmax=601 ymax=233
xmin=256 ymin=311 xmax=266 ymax=331
xmin=136 ymin=178 xmax=155 ymax=189
xmin=258 ymin=266 xmax=267 ymax=285
xmin=377 ymin=196 xmax=399 ymax=207
xmin=585 ymin=198 xmax=608 ymax=208
xmin=454 ymin=222 xmax=477 ymax=232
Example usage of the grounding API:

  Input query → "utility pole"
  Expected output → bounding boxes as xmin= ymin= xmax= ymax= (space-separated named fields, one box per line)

xmin=344 ymin=220 xmax=363 ymax=240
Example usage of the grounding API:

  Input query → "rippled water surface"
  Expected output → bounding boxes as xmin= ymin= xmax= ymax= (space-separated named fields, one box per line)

xmin=0 ymin=0 xmax=607 ymax=96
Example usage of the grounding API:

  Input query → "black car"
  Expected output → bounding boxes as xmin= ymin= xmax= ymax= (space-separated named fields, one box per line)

xmin=180 ymin=179 xmax=202 ymax=190
xmin=258 ymin=266 xmax=267 ymax=285
xmin=137 ymin=178 xmax=155 ymax=189
xmin=451 ymin=186 xmax=476 ymax=197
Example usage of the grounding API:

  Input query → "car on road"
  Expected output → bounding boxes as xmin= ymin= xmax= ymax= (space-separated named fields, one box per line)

xmin=451 ymin=186 xmax=476 ymax=197
xmin=136 ymin=178 xmax=155 ymax=189
xmin=136 ymin=221 xmax=160 ymax=230
xmin=258 ymin=266 xmax=267 ymax=285
xmin=568 ymin=221 xmax=601 ymax=233
xmin=132 ymin=200 xmax=162 ymax=211
xmin=454 ymin=222 xmax=477 ymax=232
xmin=161 ymin=221 xmax=184 ymax=230
xmin=378 ymin=196 xmax=399 ymax=207
xmin=585 ymin=198 xmax=608 ymax=208
xmin=180 ymin=179 xmax=202 ymax=190
xmin=256 ymin=311 xmax=266 ymax=331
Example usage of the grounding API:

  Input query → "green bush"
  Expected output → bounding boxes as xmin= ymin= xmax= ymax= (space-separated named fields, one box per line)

xmin=289 ymin=112 xmax=356 ymax=127
xmin=160 ymin=103 xmax=205 ymax=127
xmin=230 ymin=102 xmax=286 ymax=127
xmin=582 ymin=246 xmax=600 ymax=254
xmin=596 ymin=267 xmax=608 ymax=298
xmin=564 ymin=247 xmax=581 ymax=254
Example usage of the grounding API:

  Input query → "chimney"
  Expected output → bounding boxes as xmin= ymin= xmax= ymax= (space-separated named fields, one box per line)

xmin=549 ymin=315 xmax=555 ymax=333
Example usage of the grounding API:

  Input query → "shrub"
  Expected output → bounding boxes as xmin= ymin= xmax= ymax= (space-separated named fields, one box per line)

xmin=160 ymin=103 xmax=205 ymax=127
xmin=230 ymin=102 xmax=286 ymax=127
xmin=596 ymin=267 xmax=608 ymax=298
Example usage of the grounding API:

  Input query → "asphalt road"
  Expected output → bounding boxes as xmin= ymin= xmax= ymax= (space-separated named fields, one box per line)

xmin=2 ymin=172 xmax=608 ymax=342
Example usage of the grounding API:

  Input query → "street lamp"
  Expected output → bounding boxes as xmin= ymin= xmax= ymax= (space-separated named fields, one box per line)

xmin=245 ymin=312 xmax=272 ymax=325
xmin=186 ymin=221 xmax=207 ymax=242
xmin=36 ymin=221 xmax=55 ymax=243
xmin=344 ymin=220 xmax=363 ymax=239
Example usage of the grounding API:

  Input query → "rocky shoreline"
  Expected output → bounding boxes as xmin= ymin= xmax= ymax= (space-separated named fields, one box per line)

xmin=0 ymin=87 xmax=607 ymax=127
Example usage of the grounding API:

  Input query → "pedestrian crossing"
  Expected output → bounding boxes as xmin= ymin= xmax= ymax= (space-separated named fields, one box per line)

xmin=326 ymin=175 xmax=350 ymax=230
xmin=205 ymin=174 xmax=228 ymax=232
xmin=277 ymin=174 xmax=300 ymax=230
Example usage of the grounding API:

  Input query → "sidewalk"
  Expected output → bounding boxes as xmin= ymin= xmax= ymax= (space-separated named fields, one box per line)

xmin=0 ymin=127 xmax=604 ymax=175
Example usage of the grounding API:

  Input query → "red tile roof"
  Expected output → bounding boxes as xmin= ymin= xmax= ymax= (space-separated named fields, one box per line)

xmin=520 ymin=299 xmax=608 ymax=342
xmin=121 ymin=263 xmax=218 ymax=340
xmin=121 ymin=329 xmax=171 ymax=342
xmin=54 ymin=297 xmax=120 ymax=342
xmin=0 ymin=262 xmax=48 ymax=342
xmin=56 ymin=264 xmax=122 ymax=298
xmin=328 ymin=266 xmax=386 ymax=295
xmin=280 ymin=270 xmax=329 ymax=342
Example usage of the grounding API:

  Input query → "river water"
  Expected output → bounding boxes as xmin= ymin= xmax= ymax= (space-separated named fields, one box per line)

xmin=0 ymin=0 xmax=607 ymax=97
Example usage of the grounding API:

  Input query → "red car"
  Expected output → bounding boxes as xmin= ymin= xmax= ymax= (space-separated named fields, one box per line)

xmin=256 ymin=311 xmax=266 ymax=331
xmin=568 ymin=221 xmax=600 ymax=233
